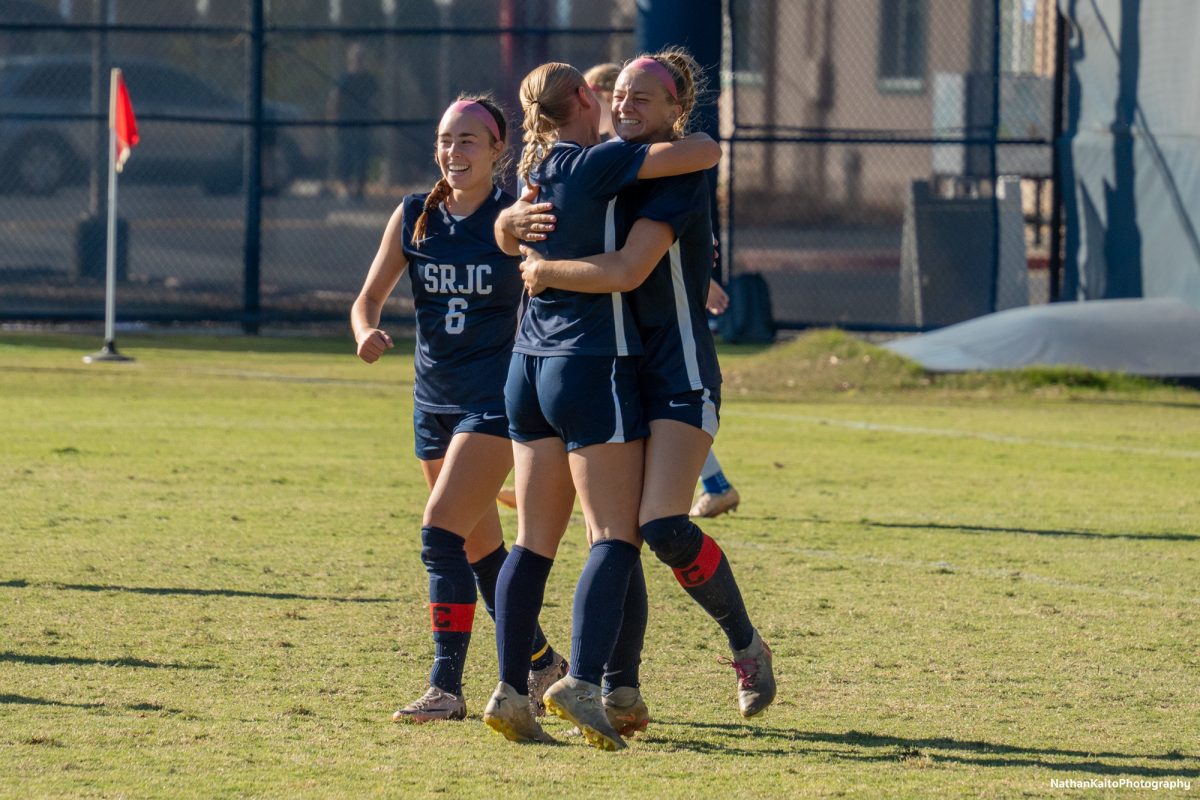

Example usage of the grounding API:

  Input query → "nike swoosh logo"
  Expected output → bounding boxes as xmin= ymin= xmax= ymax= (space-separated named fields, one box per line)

xmin=668 ymin=400 xmax=689 ymax=408
xmin=482 ymin=413 xmax=505 ymax=421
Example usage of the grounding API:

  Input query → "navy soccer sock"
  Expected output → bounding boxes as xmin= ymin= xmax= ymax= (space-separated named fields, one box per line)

xmin=603 ymin=553 xmax=647 ymax=694
xmin=568 ymin=539 xmax=641 ymax=686
xmin=470 ymin=543 xmax=555 ymax=670
xmin=640 ymin=515 xmax=755 ymax=651
xmin=495 ymin=544 xmax=554 ymax=694
xmin=421 ymin=526 xmax=477 ymax=696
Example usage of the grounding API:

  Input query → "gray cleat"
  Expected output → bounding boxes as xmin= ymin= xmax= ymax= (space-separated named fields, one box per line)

xmin=724 ymin=629 xmax=776 ymax=718
xmin=391 ymin=685 xmax=466 ymax=723
xmin=527 ymin=651 xmax=568 ymax=717
xmin=482 ymin=681 xmax=555 ymax=744
xmin=543 ymin=675 xmax=627 ymax=751
xmin=603 ymin=686 xmax=650 ymax=736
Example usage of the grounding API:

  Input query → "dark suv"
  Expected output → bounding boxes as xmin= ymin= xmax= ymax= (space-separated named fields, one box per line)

xmin=0 ymin=55 xmax=320 ymax=195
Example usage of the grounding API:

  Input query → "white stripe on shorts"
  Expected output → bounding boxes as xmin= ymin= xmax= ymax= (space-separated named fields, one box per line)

xmin=607 ymin=357 xmax=627 ymax=444
xmin=605 ymin=198 xmax=630 ymax=357
xmin=700 ymin=388 xmax=719 ymax=438
xmin=668 ymin=241 xmax=703 ymax=389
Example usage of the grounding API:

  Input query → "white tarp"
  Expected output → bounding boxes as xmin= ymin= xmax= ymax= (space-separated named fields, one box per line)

xmin=884 ymin=298 xmax=1200 ymax=376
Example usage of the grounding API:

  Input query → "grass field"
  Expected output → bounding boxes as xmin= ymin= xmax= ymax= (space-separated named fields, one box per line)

xmin=2 ymin=330 xmax=1198 ymax=798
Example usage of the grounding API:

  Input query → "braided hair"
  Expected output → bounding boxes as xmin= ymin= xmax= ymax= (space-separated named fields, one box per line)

xmin=517 ymin=62 xmax=586 ymax=184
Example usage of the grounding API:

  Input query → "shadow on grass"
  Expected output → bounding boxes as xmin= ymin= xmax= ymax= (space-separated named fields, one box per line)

xmin=652 ymin=721 xmax=1199 ymax=778
xmin=0 ymin=332 xmax=410 ymax=357
xmin=862 ymin=520 xmax=1200 ymax=543
xmin=1 ymin=651 xmax=214 ymax=670
xmin=0 ymin=580 xmax=393 ymax=603
xmin=780 ymin=517 xmax=1198 ymax=543
xmin=0 ymin=693 xmax=105 ymax=709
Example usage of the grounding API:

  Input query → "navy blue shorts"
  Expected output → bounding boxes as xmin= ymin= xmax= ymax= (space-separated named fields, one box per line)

xmin=644 ymin=386 xmax=720 ymax=438
xmin=413 ymin=407 xmax=509 ymax=461
xmin=505 ymin=353 xmax=648 ymax=452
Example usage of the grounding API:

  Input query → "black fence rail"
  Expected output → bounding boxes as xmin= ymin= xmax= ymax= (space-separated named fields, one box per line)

xmin=2 ymin=0 xmax=1062 ymax=334
xmin=722 ymin=0 xmax=1063 ymax=331
xmin=0 ymin=0 xmax=636 ymax=329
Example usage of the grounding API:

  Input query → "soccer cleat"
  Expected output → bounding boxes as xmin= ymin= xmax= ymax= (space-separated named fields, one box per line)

xmin=689 ymin=486 xmax=740 ymax=518
xmin=721 ymin=629 xmax=776 ymax=718
xmin=482 ymin=681 xmax=555 ymax=743
xmin=603 ymin=686 xmax=650 ymax=737
xmin=543 ymin=676 xmax=626 ymax=751
xmin=495 ymin=487 xmax=517 ymax=509
xmin=391 ymin=685 xmax=466 ymax=723
xmin=527 ymin=651 xmax=568 ymax=717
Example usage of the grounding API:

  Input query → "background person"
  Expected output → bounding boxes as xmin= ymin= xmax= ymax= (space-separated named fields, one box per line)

xmin=327 ymin=43 xmax=379 ymax=201
xmin=584 ymin=62 xmax=620 ymax=142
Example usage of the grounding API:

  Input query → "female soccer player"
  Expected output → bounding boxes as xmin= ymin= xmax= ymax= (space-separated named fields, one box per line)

xmin=516 ymin=49 xmax=776 ymax=721
xmin=480 ymin=61 xmax=721 ymax=750
xmin=350 ymin=96 xmax=565 ymax=725
xmin=584 ymin=62 xmax=621 ymax=141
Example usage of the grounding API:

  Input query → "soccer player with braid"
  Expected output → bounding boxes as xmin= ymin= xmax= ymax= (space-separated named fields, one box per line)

xmin=481 ymin=61 xmax=722 ymax=750
xmin=515 ymin=48 xmax=777 ymax=723
xmin=350 ymin=95 xmax=566 ymax=724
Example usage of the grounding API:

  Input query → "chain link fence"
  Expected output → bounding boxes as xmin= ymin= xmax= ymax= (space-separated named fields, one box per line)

xmin=0 ymin=0 xmax=635 ymax=327
xmin=722 ymin=0 xmax=1061 ymax=330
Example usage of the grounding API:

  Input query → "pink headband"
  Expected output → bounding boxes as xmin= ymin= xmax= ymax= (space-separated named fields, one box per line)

xmin=625 ymin=57 xmax=678 ymax=99
xmin=442 ymin=100 xmax=502 ymax=142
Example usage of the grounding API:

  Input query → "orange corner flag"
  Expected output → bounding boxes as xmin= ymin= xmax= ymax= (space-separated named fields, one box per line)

xmin=111 ymin=69 xmax=138 ymax=173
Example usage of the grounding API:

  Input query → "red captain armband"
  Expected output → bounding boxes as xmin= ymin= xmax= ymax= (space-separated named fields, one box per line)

xmin=429 ymin=602 xmax=476 ymax=633
xmin=672 ymin=535 xmax=723 ymax=588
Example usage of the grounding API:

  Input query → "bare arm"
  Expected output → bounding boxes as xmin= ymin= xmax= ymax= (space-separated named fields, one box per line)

xmin=350 ymin=204 xmax=408 ymax=363
xmin=494 ymin=184 xmax=556 ymax=255
xmin=706 ymin=278 xmax=729 ymax=314
xmin=520 ymin=218 xmax=675 ymax=295
xmin=636 ymin=132 xmax=721 ymax=180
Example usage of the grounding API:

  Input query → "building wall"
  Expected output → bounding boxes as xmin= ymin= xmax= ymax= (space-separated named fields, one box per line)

xmin=728 ymin=0 xmax=1055 ymax=222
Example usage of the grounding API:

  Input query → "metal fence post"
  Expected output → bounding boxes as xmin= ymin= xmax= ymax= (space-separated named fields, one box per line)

xmin=242 ymin=0 xmax=264 ymax=334
xmin=988 ymin=0 xmax=1002 ymax=314
xmin=1049 ymin=5 xmax=1067 ymax=302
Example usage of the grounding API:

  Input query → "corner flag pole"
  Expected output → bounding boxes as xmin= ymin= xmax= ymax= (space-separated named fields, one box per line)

xmin=85 ymin=67 xmax=136 ymax=364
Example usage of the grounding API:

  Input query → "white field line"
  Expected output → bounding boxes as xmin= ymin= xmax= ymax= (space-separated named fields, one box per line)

xmin=726 ymin=540 xmax=1200 ymax=606
xmin=190 ymin=368 xmax=396 ymax=389
xmin=724 ymin=409 xmax=1200 ymax=460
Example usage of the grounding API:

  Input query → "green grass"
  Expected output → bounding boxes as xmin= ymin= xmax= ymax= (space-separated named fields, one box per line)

xmin=2 ymin=330 xmax=1198 ymax=799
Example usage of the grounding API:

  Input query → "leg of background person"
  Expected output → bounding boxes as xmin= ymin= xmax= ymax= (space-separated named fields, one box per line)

xmin=468 ymin=517 xmax=556 ymax=672
xmin=494 ymin=438 xmax=575 ymax=696
xmin=640 ymin=420 xmax=755 ymax=652
xmin=691 ymin=448 xmax=741 ymax=518
xmin=700 ymin=449 xmax=732 ymax=495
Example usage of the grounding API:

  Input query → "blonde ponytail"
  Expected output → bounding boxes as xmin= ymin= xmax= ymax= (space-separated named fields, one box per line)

xmin=517 ymin=62 xmax=586 ymax=183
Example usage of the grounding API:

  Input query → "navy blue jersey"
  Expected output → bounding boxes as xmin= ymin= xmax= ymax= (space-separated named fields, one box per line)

xmin=400 ymin=187 xmax=522 ymax=413
xmin=620 ymin=172 xmax=723 ymax=397
xmin=513 ymin=139 xmax=649 ymax=357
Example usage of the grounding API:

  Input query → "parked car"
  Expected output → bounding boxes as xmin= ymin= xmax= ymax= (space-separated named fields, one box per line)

xmin=0 ymin=55 xmax=321 ymax=195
